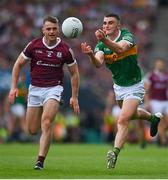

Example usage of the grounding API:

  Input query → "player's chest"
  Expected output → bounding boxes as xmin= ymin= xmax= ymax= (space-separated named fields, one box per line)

xmin=151 ymin=74 xmax=168 ymax=88
xmin=33 ymin=49 xmax=64 ymax=62
xmin=152 ymin=73 xmax=168 ymax=83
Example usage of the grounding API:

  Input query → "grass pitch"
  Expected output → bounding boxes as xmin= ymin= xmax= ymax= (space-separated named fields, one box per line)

xmin=0 ymin=143 xmax=168 ymax=179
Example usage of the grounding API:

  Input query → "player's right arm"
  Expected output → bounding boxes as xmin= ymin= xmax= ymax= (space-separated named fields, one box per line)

xmin=8 ymin=53 xmax=27 ymax=104
xmin=81 ymin=42 xmax=104 ymax=68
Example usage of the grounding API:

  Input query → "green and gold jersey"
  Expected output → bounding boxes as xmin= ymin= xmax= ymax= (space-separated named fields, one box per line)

xmin=14 ymin=82 xmax=27 ymax=105
xmin=94 ymin=29 xmax=142 ymax=86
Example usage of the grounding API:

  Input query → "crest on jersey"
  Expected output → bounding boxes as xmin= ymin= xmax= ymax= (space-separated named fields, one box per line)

xmin=56 ymin=52 xmax=62 ymax=58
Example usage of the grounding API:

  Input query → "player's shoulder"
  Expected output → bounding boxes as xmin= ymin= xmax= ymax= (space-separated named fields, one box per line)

xmin=59 ymin=39 xmax=73 ymax=53
xmin=120 ymin=28 xmax=135 ymax=44
xmin=60 ymin=39 xmax=69 ymax=47
xmin=146 ymin=71 xmax=153 ymax=77
xmin=59 ymin=39 xmax=70 ymax=48
xmin=27 ymin=37 xmax=43 ymax=47
xmin=121 ymin=28 xmax=133 ymax=36
xmin=147 ymin=70 xmax=157 ymax=79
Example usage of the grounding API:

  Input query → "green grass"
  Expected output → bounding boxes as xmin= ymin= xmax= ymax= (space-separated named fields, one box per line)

xmin=0 ymin=143 xmax=168 ymax=179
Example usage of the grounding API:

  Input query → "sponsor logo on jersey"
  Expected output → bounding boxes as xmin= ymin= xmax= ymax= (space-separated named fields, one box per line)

xmin=37 ymin=61 xmax=61 ymax=67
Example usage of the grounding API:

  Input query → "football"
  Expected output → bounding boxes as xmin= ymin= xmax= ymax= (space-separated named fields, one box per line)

xmin=62 ymin=17 xmax=83 ymax=38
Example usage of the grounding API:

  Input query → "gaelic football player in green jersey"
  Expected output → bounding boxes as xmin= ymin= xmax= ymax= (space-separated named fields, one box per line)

xmin=81 ymin=13 xmax=163 ymax=169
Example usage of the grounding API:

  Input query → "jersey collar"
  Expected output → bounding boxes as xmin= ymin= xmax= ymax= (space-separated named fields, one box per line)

xmin=42 ymin=37 xmax=61 ymax=49
xmin=113 ymin=30 xmax=121 ymax=42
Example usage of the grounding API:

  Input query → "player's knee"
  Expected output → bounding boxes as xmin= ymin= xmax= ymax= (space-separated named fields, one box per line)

xmin=117 ymin=114 xmax=130 ymax=126
xmin=41 ymin=118 xmax=52 ymax=131
xmin=28 ymin=128 xmax=38 ymax=135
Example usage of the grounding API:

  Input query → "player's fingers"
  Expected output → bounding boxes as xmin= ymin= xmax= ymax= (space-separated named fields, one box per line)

xmin=70 ymin=100 xmax=73 ymax=108
xmin=81 ymin=42 xmax=85 ymax=47
xmin=73 ymin=104 xmax=80 ymax=115
xmin=86 ymin=45 xmax=91 ymax=50
xmin=98 ymin=29 xmax=104 ymax=34
xmin=81 ymin=43 xmax=88 ymax=51
xmin=16 ymin=89 xmax=19 ymax=97
xmin=8 ymin=93 xmax=15 ymax=104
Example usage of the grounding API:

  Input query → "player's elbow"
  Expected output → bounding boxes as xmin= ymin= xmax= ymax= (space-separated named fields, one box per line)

xmin=95 ymin=64 xmax=102 ymax=68
xmin=92 ymin=62 xmax=103 ymax=68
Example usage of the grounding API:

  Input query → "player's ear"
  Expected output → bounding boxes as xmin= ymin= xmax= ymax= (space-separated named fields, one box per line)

xmin=42 ymin=26 xmax=45 ymax=34
xmin=117 ymin=22 xmax=121 ymax=30
xmin=57 ymin=25 xmax=60 ymax=33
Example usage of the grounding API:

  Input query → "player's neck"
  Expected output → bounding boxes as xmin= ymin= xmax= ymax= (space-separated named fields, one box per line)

xmin=108 ymin=29 xmax=120 ymax=41
xmin=44 ymin=37 xmax=57 ymax=47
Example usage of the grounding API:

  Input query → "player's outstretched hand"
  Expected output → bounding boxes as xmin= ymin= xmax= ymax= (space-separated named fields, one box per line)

xmin=95 ymin=29 xmax=106 ymax=41
xmin=81 ymin=42 xmax=93 ymax=55
xmin=8 ymin=88 xmax=18 ymax=104
xmin=70 ymin=97 xmax=80 ymax=115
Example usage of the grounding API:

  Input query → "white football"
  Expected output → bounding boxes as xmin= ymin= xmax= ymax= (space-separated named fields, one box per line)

xmin=62 ymin=17 xmax=83 ymax=38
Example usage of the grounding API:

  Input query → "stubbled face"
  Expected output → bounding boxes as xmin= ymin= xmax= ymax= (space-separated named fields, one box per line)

xmin=42 ymin=21 xmax=59 ymax=42
xmin=155 ymin=59 xmax=166 ymax=72
xmin=103 ymin=17 xmax=120 ymax=36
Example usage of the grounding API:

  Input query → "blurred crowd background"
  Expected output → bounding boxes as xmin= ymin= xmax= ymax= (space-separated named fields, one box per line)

xmin=0 ymin=0 xmax=168 ymax=146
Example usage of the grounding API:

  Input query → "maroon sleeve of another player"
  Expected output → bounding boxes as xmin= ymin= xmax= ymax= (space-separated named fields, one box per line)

xmin=144 ymin=72 xmax=152 ymax=85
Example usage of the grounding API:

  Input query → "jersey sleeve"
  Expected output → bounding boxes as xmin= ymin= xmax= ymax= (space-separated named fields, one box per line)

xmin=121 ymin=30 xmax=135 ymax=46
xmin=94 ymin=42 xmax=104 ymax=53
xmin=144 ymin=72 xmax=152 ymax=84
xmin=21 ymin=41 xmax=34 ymax=60
xmin=65 ymin=48 xmax=77 ymax=66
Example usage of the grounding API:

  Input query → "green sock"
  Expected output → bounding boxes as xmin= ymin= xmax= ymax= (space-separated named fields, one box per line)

xmin=113 ymin=147 xmax=120 ymax=156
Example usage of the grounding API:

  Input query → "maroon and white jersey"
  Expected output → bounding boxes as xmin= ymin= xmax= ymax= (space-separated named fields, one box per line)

xmin=21 ymin=37 xmax=76 ymax=87
xmin=145 ymin=70 xmax=168 ymax=100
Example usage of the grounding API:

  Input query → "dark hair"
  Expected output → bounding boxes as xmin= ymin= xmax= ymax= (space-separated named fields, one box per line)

xmin=105 ymin=13 xmax=120 ymax=21
xmin=43 ymin=15 xmax=59 ymax=24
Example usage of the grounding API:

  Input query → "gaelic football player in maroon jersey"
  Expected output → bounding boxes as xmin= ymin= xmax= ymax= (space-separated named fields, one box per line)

xmin=8 ymin=15 xmax=80 ymax=170
xmin=145 ymin=58 xmax=168 ymax=146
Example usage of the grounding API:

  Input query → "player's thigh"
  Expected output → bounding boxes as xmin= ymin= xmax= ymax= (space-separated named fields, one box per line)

xmin=119 ymin=99 xmax=139 ymax=121
xmin=42 ymin=99 xmax=60 ymax=124
xmin=26 ymin=106 xmax=43 ymax=133
xmin=163 ymin=113 xmax=168 ymax=126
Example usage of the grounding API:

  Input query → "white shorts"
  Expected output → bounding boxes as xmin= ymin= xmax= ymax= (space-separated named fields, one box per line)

xmin=112 ymin=105 xmax=121 ymax=118
xmin=11 ymin=104 xmax=25 ymax=117
xmin=27 ymin=84 xmax=64 ymax=107
xmin=113 ymin=80 xmax=145 ymax=104
xmin=150 ymin=100 xmax=168 ymax=114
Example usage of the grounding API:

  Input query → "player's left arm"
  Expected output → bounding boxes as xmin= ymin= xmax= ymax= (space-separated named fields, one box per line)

xmin=95 ymin=29 xmax=132 ymax=54
xmin=67 ymin=63 xmax=80 ymax=115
